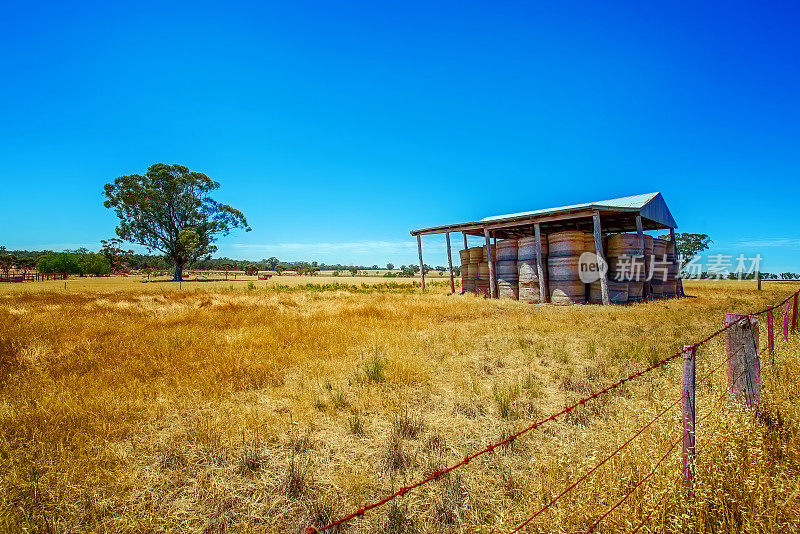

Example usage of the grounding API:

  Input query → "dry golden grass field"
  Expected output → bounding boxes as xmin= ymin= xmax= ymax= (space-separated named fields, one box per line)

xmin=1 ymin=277 xmax=799 ymax=533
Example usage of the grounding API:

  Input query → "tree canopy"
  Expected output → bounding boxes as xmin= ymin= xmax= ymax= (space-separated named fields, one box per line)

xmin=659 ymin=232 xmax=712 ymax=267
xmin=36 ymin=252 xmax=82 ymax=274
xmin=103 ymin=164 xmax=250 ymax=280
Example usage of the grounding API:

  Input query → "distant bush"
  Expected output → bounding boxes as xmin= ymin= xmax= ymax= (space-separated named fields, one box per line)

xmin=36 ymin=252 xmax=82 ymax=275
xmin=81 ymin=254 xmax=111 ymax=276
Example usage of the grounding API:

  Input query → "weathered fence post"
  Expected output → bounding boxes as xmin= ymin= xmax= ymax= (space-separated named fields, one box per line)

xmin=766 ymin=306 xmax=775 ymax=364
xmin=724 ymin=314 xmax=760 ymax=407
xmin=784 ymin=300 xmax=791 ymax=341
xmin=682 ymin=344 xmax=696 ymax=499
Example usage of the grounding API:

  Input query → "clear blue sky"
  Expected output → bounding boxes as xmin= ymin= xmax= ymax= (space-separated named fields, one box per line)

xmin=1 ymin=1 xmax=798 ymax=271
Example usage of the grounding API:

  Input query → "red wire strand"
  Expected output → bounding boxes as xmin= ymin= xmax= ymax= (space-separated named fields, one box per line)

xmin=308 ymin=290 xmax=798 ymax=533
xmin=509 ymin=347 xmax=741 ymax=533
xmin=586 ymin=365 xmax=751 ymax=534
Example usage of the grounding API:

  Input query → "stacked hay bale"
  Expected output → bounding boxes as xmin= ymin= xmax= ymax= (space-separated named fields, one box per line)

xmin=641 ymin=235 xmax=654 ymax=301
xmin=584 ymin=231 xmax=599 ymax=254
xmin=518 ymin=235 xmax=548 ymax=303
xmin=663 ymin=239 xmax=679 ymax=297
xmin=476 ymin=243 xmax=497 ymax=297
xmin=496 ymin=239 xmax=519 ymax=299
xmin=459 ymin=249 xmax=474 ymax=293
xmin=547 ymin=230 xmax=586 ymax=305
xmin=470 ymin=246 xmax=488 ymax=296
xmin=589 ymin=279 xmax=628 ymax=303
xmin=650 ymin=238 xmax=667 ymax=298
xmin=596 ymin=233 xmax=643 ymax=304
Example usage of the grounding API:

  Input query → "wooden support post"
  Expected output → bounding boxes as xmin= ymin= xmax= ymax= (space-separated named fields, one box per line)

xmin=784 ymin=299 xmax=791 ymax=341
xmin=682 ymin=344 xmax=696 ymax=499
xmin=767 ymin=306 xmax=775 ymax=363
xmin=463 ymin=232 xmax=468 ymax=251
xmin=635 ymin=214 xmax=650 ymax=299
xmin=792 ymin=293 xmax=798 ymax=333
xmin=757 ymin=271 xmax=762 ymax=291
xmin=416 ymin=235 xmax=425 ymax=290
xmin=446 ymin=232 xmax=455 ymax=294
xmin=484 ymin=228 xmax=496 ymax=299
xmin=534 ymin=223 xmax=547 ymax=303
xmin=592 ymin=210 xmax=610 ymax=305
xmin=669 ymin=228 xmax=683 ymax=297
xmin=725 ymin=314 xmax=760 ymax=407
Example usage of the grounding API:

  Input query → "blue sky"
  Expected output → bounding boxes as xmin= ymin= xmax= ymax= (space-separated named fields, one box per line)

xmin=1 ymin=1 xmax=798 ymax=271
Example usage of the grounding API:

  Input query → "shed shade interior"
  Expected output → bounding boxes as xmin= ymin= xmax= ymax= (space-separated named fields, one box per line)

xmin=410 ymin=192 xmax=677 ymax=239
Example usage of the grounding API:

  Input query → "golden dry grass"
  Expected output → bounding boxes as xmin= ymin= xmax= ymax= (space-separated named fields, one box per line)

xmin=1 ymin=278 xmax=798 ymax=533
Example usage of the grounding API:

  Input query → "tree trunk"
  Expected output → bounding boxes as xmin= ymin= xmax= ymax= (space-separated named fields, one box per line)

xmin=173 ymin=263 xmax=184 ymax=281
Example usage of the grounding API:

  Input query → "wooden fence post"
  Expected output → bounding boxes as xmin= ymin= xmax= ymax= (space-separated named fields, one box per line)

xmin=792 ymin=292 xmax=798 ymax=333
xmin=766 ymin=306 xmax=775 ymax=364
xmin=725 ymin=314 xmax=760 ymax=407
xmin=784 ymin=300 xmax=791 ymax=341
xmin=682 ymin=344 xmax=696 ymax=499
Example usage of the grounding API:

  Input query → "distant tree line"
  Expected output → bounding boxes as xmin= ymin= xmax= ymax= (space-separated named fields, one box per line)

xmin=1 ymin=246 xmax=451 ymax=277
xmin=1 ymin=247 xmax=111 ymax=276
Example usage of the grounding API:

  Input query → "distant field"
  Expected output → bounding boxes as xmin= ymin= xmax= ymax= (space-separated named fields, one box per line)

xmin=1 ymin=279 xmax=798 ymax=532
xmin=0 ymin=272 xmax=431 ymax=294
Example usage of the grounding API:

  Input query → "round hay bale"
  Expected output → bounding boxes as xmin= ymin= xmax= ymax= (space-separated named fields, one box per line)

xmin=459 ymin=249 xmax=470 ymax=265
xmin=584 ymin=232 xmax=604 ymax=254
xmin=548 ymin=231 xmax=586 ymax=257
xmin=607 ymin=234 xmax=644 ymax=257
xmin=497 ymin=280 xmax=519 ymax=300
xmin=550 ymin=280 xmax=586 ymax=305
xmin=548 ymin=255 xmax=581 ymax=281
xmin=643 ymin=235 xmax=654 ymax=258
xmin=519 ymin=281 xmax=547 ymax=303
xmin=496 ymin=239 xmax=518 ymax=261
xmin=589 ymin=280 xmax=628 ymax=304
xmin=496 ymin=260 xmax=518 ymax=277
xmin=468 ymin=247 xmax=484 ymax=264
xmin=653 ymin=239 xmax=667 ymax=258
xmin=518 ymin=260 xmax=547 ymax=283
xmin=478 ymin=262 xmax=489 ymax=281
xmin=607 ymin=255 xmax=647 ymax=282
xmin=650 ymin=279 xmax=664 ymax=298
xmin=628 ymin=281 xmax=644 ymax=302
xmin=518 ymin=236 xmax=548 ymax=260
xmin=663 ymin=280 xmax=677 ymax=297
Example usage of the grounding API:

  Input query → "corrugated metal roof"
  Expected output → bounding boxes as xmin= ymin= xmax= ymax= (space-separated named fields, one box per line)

xmin=410 ymin=192 xmax=677 ymax=235
xmin=480 ymin=192 xmax=661 ymax=222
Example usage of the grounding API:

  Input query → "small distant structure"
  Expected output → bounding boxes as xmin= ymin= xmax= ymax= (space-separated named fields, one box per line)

xmin=410 ymin=192 xmax=680 ymax=305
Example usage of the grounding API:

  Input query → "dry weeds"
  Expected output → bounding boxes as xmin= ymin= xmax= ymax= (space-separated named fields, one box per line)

xmin=0 ymin=278 xmax=798 ymax=532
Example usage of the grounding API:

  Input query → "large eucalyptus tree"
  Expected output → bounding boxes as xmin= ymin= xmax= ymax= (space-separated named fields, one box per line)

xmin=104 ymin=164 xmax=250 ymax=281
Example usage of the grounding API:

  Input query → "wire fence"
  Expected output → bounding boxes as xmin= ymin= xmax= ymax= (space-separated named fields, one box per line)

xmin=306 ymin=290 xmax=800 ymax=533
